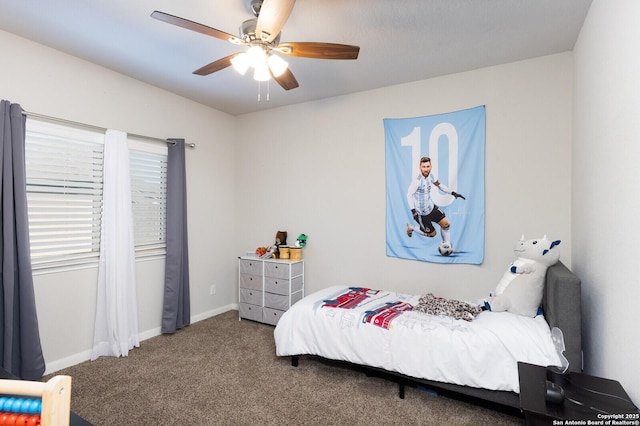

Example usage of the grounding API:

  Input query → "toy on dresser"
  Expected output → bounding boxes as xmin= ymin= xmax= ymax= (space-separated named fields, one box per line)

xmin=255 ymin=231 xmax=289 ymax=259
xmin=485 ymin=235 xmax=561 ymax=317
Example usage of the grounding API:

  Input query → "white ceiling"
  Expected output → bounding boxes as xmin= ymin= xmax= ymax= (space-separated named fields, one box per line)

xmin=0 ymin=0 xmax=592 ymax=116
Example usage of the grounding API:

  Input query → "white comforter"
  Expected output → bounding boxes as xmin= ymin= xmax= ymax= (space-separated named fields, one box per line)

xmin=274 ymin=286 xmax=562 ymax=393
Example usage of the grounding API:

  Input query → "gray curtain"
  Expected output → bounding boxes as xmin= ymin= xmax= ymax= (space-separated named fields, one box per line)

xmin=161 ymin=138 xmax=190 ymax=333
xmin=0 ymin=100 xmax=45 ymax=379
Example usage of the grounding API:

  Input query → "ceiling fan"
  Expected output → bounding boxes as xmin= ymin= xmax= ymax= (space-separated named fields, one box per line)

xmin=151 ymin=0 xmax=360 ymax=91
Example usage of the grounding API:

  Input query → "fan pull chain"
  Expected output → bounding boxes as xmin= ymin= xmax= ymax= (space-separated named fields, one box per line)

xmin=256 ymin=80 xmax=271 ymax=102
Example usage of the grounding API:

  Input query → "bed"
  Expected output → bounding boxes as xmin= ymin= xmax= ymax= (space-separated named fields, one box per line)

xmin=273 ymin=261 xmax=582 ymax=409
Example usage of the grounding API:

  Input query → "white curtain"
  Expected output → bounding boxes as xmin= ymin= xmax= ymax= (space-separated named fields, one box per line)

xmin=91 ymin=129 xmax=140 ymax=360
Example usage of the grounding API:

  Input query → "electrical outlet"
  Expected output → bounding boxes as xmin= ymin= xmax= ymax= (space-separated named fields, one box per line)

xmin=210 ymin=284 xmax=216 ymax=295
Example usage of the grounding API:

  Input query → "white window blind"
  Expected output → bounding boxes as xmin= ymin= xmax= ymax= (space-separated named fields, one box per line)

xmin=24 ymin=119 xmax=169 ymax=270
xmin=25 ymin=119 xmax=105 ymax=269
xmin=128 ymin=139 xmax=168 ymax=257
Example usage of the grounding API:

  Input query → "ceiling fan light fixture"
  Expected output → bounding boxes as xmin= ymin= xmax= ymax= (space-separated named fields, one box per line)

xmin=246 ymin=45 xmax=267 ymax=66
xmin=253 ymin=62 xmax=271 ymax=81
xmin=151 ymin=1 xmax=358 ymax=93
xmin=231 ymin=52 xmax=250 ymax=75
xmin=267 ymin=54 xmax=288 ymax=77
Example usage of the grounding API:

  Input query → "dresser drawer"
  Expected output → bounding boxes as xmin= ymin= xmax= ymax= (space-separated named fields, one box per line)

xmin=264 ymin=261 xmax=303 ymax=279
xmin=239 ymin=288 xmax=262 ymax=305
xmin=262 ymin=307 xmax=284 ymax=326
xmin=264 ymin=275 xmax=304 ymax=295
xmin=264 ymin=291 xmax=303 ymax=311
xmin=239 ymin=259 xmax=262 ymax=276
xmin=239 ymin=273 xmax=262 ymax=291
xmin=263 ymin=261 xmax=289 ymax=279
xmin=239 ymin=303 xmax=263 ymax=322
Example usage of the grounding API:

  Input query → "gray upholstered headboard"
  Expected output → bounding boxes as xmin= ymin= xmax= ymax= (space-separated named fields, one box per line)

xmin=542 ymin=261 xmax=582 ymax=372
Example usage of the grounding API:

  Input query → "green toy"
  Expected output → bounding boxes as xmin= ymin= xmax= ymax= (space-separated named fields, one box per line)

xmin=296 ymin=234 xmax=307 ymax=247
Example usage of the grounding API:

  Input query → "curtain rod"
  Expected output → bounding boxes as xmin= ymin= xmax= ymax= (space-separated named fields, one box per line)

xmin=22 ymin=111 xmax=196 ymax=149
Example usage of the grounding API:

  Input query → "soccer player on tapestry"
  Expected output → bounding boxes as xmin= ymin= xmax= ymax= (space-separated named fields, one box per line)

xmin=406 ymin=156 xmax=466 ymax=255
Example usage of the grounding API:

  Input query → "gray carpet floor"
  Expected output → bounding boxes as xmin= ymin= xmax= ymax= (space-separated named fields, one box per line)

xmin=46 ymin=310 xmax=523 ymax=425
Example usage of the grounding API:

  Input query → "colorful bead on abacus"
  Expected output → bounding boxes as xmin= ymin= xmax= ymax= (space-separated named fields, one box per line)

xmin=0 ymin=395 xmax=42 ymax=425
xmin=0 ymin=397 xmax=41 ymax=415
xmin=0 ymin=397 xmax=15 ymax=411
xmin=0 ymin=413 xmax=40 ymax=425
xmin=27 ymin=400 xmax=41 ymax=415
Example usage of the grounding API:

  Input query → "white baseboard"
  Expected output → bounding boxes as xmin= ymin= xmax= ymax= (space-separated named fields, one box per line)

xmin=190 ymin=303 xmax=238 ymax=324
xmin=44 ymin=303 xmax=239 ymax=375
xmin=45 ymin=350 xmax=94 ymax=375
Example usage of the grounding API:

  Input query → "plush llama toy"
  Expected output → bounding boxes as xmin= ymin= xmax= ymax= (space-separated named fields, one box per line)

xmin=485 ymin=235 xmax=561 ymax=317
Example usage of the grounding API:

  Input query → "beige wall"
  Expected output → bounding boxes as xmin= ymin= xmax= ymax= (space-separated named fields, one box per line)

xmin=235 ymin=53 xmax=573 ymax=301
xmin=573 ymin=0 xmax=640 ymax=403
xmin=1 ymin=29 xmax=238 ymax=372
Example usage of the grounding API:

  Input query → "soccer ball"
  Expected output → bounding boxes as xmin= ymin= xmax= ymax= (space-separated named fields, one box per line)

xmin=438 ymin=241 xmax=454 ymax=256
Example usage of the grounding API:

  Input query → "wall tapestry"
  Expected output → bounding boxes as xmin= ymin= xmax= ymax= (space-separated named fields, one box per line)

xmin=384 ymin=105 xmax=485 ymax=264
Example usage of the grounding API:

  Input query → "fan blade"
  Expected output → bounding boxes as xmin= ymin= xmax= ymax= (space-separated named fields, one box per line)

xmin=254 ymin=0 xmax=296 ymax=43
xmin=276 ymin=42 xmax=360 ymax=60
xmin=193 ymin=53 xmax=242 ymax=76
xmin=271 ymin=68 xmax=299 ymax=90
xmin=151 ymin=11 xmax=243 ymax=44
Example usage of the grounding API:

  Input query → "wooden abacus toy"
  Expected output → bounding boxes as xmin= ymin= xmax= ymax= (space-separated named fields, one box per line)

xmin=0 ymin=375 xmax=71 ymax=426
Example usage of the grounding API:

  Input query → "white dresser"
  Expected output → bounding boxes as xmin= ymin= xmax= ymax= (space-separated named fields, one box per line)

xmin=238 ymin=256 xmax=304 ymax=325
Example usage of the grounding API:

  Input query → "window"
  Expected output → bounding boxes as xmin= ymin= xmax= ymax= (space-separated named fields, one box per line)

xmin=24 ymin=119 xmax=168 ymax=271
xmin=128 ymin=139 xmax=168 ymax=257
xmin=25 ymin=120 xmax=105 ymax=269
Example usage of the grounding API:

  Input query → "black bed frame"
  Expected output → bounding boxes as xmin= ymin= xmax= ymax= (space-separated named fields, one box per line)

xmin=289 ymin=261 xmax=582 ymax=410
